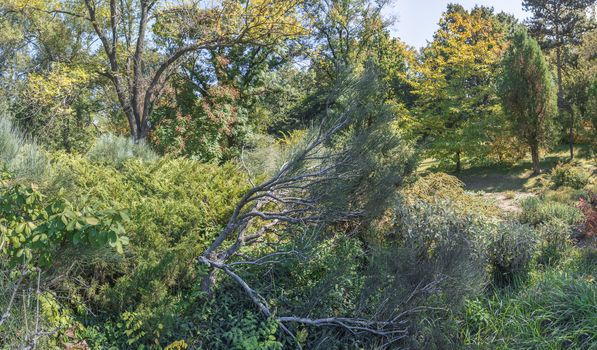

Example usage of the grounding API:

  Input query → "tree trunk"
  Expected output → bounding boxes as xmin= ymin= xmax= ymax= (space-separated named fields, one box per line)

xmin=455 ymin=151 xmax=461 ymax=173
xmin=555 ymin=30 xmax=572 ymax=160
xmin=569 ymin=110 xmax=574 ymax=160
xmin=531 ymin=144 xmax=541 ymax=175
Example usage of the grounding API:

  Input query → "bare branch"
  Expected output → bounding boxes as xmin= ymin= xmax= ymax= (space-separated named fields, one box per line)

xmin=0 ymin=267 xmax=27 ymax=326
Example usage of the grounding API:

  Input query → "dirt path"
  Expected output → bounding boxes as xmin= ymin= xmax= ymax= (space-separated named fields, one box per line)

xmin=482 ymin=192 xmax=534 ymax=214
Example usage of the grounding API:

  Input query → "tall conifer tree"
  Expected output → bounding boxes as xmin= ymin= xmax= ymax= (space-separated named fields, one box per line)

xmin=498 ymin=28 xmax=558 ymax=175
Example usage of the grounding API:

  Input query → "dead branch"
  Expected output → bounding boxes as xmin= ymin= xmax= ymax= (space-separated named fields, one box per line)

xmin=199 ymin=257 xmax=414 ymax=347
xmin=0 ymin=266 xmax=28 ymax=326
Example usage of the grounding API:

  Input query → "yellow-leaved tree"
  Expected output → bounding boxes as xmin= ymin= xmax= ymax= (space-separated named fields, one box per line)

xmin=413 ymin=4 xmax=511 ymax=171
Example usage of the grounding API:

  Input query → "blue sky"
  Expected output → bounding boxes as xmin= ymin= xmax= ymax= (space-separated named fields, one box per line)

xmin=382 ymin=0 xmax=530 ymax=48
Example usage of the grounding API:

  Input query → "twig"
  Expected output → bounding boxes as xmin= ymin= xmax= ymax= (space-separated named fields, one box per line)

xmin=0 ymin=267 xmax=28 ymax=326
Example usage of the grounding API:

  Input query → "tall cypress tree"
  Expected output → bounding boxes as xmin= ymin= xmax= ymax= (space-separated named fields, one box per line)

xmin=523 ymin=0 xmax=596 ymax=159
xmin=498 ymin=28 xmax=558 ymax=175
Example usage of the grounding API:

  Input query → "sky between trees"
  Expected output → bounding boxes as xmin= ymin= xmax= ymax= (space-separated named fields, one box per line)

xmin=384 ymin=0 xmax=530 ymax=47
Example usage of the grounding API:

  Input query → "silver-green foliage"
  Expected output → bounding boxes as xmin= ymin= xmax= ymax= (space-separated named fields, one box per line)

xmin=487 ymin=221 xmax=536 ymax=286
xmin=87 ymin=134 xmax=158 ymax=167
xmin=536 ymin=219 xmax=573 ymax=266
xmin=0 ymin=115 xmax=47 ymax=181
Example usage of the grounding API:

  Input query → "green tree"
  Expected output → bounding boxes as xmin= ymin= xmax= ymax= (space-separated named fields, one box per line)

xmin=148 ymin=40 xmax=304 ymax=161
xmin=271 ymin=0 xmax=413 ymax=134
xmin=305 ymin=0 xmax=390 ymax=82
xmin=523 ymin=0 xmax=596 ymax=159
xmin=565 ymin=28 xmax=597 ymax=146
xmin=413 ymin=5 xmax=509 ymax=172
xmin=498 ymin=28 xmax=558 ymax=175
xmin=4 ymin=0 xmax=305 ymax=142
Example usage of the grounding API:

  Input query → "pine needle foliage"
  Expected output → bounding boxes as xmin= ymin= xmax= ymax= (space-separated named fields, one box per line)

xmin=498 ymin=27 xmax=558 ymax=174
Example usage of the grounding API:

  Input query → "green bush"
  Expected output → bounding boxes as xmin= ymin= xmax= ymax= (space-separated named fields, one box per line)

xmin=535 ymin=219 xmax=573 ymax=267
xmin=486 ymin=221 xmax=536 ymax=286
xmin=87 ymin=134 xmax=158 ymax=167
xmin=0 ymin=116 xmax=21 ymax=163
xmin=378 ymin=202 xmax=487 ymax=348
xmin=550 ymin=162 xmax=592 ymax=189
xmin=8 ymin=143 xmax=48 ymax=182
xmin=520 ymin=196 xmax=584 ymax=226
xmin=45 ymin=154 xmax=249 ymax=347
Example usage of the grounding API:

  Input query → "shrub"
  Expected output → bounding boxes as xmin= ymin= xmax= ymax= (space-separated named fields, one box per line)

xmin=379 ymin=202 xmax=487 ymax=347
xmin=577 ymin=194 xmax=597 ymax=240
xmin=0 ymin=115 xmax=48 ymax=181
xmin=535 ymin=219 xmax=573 ymax=266
xmin=520 ymin=196 xmax=584 ymax=226
xmin=44 ymin=155 xmax=249 ymax=346
xmin=550 ymin=163 xmax=592 ymax=190
xmin=0 ymin=116 xmax=21 ymax=163
xmin=87 ymin=134 xmax=158 ymax=167
xmin=402 ymin=172 xmax=500 ymax=218
xmin=486 ymin=221 xmax=536 ymax=286
xmin=9 ymin=143 xmax=48 ymax=181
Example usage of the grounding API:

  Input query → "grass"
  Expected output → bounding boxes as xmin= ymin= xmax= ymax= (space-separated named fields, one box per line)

xmin=461 ymin=249 xmax=597 ymax=350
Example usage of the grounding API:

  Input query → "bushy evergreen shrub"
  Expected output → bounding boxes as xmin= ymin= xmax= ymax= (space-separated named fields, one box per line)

xmin=370 ymin=202 xmax=488 ymax=348
xmin=0 ymin=116 xmax=21 ymax=163
xmin=402 ymin=172 xmax=500 ymax=218
xmin=44 ymin=154 xmax=249 ymax=347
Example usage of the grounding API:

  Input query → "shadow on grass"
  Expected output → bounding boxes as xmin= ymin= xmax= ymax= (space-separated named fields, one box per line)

xmin=423 ymin=145 xmax=595 ymax=193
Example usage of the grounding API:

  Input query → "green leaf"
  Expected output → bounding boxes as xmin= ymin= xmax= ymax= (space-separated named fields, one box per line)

xmin=66 ymin=220 xmax=76 ymax=232
xmin=115 ymin=240 xmax=124 ymax=254
xmin=15 ymin=222 xmax=26 ymax=234
xmin=72 ymin=231 xmax=82 ymax=245
xmin=84 ymin=216 xmax=100 ymax=226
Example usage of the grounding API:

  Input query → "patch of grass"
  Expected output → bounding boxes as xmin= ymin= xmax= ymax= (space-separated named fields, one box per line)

xmin=462 ymin=267 xmax=597 ymax=349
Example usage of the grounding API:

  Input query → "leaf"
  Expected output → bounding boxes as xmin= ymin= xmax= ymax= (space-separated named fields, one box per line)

xmin=119 ymin=236 xmax=130 ymax=245
xmin=66 ymin=220 xmax=76 ymax=232
xmin=119 ymin=211 xmax=130 ymax=222
xmin=15 ymin=222 xmax=26 ymax=234
xmin=84 ymin=216 xmax=100 ymax=226
xmin=107 ymin=231 xmax=117 ymax=244
xmin=72 ymin=231 xmax=82 ymax=245
xmin=115 ymin=240 xmax=124 ymax=255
